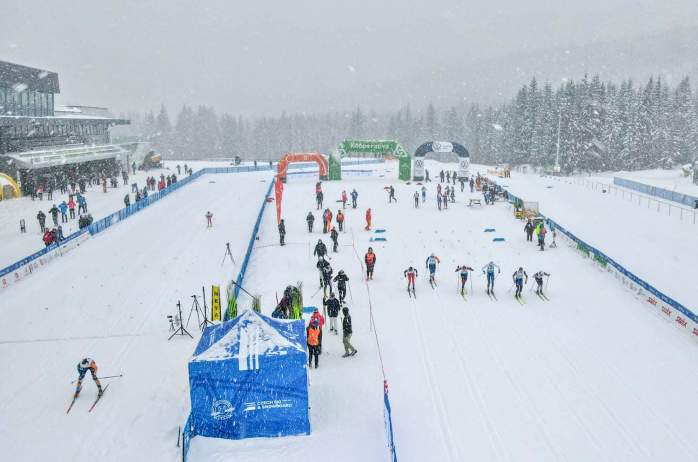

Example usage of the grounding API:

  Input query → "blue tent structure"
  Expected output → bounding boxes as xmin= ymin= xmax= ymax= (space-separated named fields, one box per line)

xmin=187 ymin=309 xmax=310 ymax=442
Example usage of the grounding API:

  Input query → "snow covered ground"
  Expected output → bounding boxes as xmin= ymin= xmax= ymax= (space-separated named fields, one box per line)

xmin=593 ymin=168 xmax=698 ymax=197
xmin=482 ymin=165 xmax=698 ymax=315
xmin=3 ymin=159 xmax=698 ymax=462
xmin=0 ymin=171 xmax=269 ymax=461
xmin=0 ymin=165 xmax=173 ymax=268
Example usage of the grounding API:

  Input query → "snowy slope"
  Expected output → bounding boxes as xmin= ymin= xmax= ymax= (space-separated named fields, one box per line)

xmin=0 ymin=172 xmax=269 ymax=462
xmin=481 ymin=165 xmax=698 ymax=315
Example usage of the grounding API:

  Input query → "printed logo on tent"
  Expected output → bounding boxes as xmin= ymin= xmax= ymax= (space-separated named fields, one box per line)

xmin=211 ymin=399 xmax=235 ymax=420
xmin=243 ymin=399 xmax=294 ymax=412
xmin=239 ymin=325 xmax=261 ymax=371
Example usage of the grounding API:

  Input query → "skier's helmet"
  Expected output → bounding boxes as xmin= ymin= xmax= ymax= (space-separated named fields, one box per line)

xmin=518 ymin=267 xmax=523 ymax=271
xmin=80 ymin=358 xmax=91 ymax=368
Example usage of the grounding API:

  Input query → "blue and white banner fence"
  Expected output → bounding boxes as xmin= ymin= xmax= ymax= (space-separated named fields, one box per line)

xmin=613 ymin=176 xmax=698 ymax=208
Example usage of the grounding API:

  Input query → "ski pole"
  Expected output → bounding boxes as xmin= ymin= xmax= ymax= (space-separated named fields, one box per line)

xmin=545 ymin=275 xmax=551 ymax=292
xmin=347 ymin=281 xmax=354 ymax=301
xmin=71 ymin=373 xmax=123 ymax=384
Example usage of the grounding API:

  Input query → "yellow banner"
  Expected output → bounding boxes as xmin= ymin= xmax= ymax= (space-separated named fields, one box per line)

xmin=211 ymin=285 xmax=221 ymax=321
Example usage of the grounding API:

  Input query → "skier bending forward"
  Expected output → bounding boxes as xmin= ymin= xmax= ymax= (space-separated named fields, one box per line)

xmin=404 ymin=266 xmax=418 ymax=296
xmin=482 ymin=261 xmax=501 ymax=295
xmin=425 ymin=254 xmax=441 ymax=287
xmin=455 ymin=265 xmax=474 ymax=295
xmin=75 ymin=357 xmax=103 ymax=398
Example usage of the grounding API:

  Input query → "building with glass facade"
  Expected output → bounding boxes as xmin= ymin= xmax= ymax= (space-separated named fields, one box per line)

xmin=0 ymin=60 xmax=58 ymax=117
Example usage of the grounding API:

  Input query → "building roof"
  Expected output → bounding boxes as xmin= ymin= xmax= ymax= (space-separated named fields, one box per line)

xmin=5 ymin=144 xmax=129 ymax=170
xmin=0 ymin=60 xmax=60 ymax=94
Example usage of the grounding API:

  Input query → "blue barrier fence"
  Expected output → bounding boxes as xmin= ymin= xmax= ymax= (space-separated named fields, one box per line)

xmin=384 ymin=386 xmax=398 ymax=462
xmin=229 ymin=177 xmax=276 ymax=315
xmin=182 ymin=414 xmax=194 ymax=462
xmin=614 ymin=177 xmax=698 ymax=208
xmin=504 ymin=189 xmax=697 ymax=325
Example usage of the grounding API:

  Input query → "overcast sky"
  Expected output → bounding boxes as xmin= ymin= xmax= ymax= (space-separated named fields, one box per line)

xmin=2 ymin=0 xmax=696 ymax=116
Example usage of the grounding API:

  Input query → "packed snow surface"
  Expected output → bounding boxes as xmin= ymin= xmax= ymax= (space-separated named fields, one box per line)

xmin=2 ymin=159 xmax=698 ymax=462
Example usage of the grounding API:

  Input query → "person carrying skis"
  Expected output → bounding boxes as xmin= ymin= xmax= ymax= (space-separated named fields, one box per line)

xmin=313 ymin=239 xmax=327 ymax=259
xmin=512 ymin=267 xmax=528 ymax=298
xmin=351 ymin=189 xmax=358 ymax=208
xmin=414 ymin=191 xmax=420 ymax=208
xmin=330 ymin=227 xmax=339 ymax=252
xmin=365 ymin=208 xmax=372 ymax=231
xmin=74 ymin=357 xmax=103 ymax=398
xmin=37 ymin=210 xmax=46 ymax=232
xmin=533 ymin=271 xmax=550 ymax=296
xmin=425 ymin=253 xmax=441 ymax=286
xmin=482 ymin=261 xmax=501 ymax=295
xmin=421 ymin=185 xmax=427 ymax=203
xmin=306 ymin=211 xmax=315 ymax=232
xmin=364 ymin=247 xmax=376 ymax=280
xmin=536 ymin=223 xmax=547 ymax=251
xmin=206 ymin=211 xmax=213 ymax=228
xmin=278 ymin=219 xmax=286 ymax=246
xmin=342 ymin=306 xmax=357 ymax=357
xmin=336 ymin=210 xmax=345 ymax=232
xmin=333 ymin=270 xmax=350 ymax=302
xmin=404 ymin=266 xmax=418 ymax=296
xmin=324 ymin=292 xmax=341 ymax=333
xmin=323 ymin=208 xmax=332 ymax=233
xmin=524 ymin=219 xmax=534 ymax=241
xmin=341 ymin=190 xmax=348 ymax=209
xmin=306 ymin=319 xmax=322 ymax=369
xmin=455 ymin=265 xmax=474 ymax=295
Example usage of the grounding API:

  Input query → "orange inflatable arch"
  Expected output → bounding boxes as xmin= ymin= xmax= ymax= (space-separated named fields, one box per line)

xmin=276 ymin=152 xmax=328 ymax=183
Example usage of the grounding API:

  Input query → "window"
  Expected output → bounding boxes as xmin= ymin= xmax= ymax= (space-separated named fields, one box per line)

xmin=47 ymin=93 xmax=54 ymax=116
xmin=0 ymin=86 xmax=5 ymax=114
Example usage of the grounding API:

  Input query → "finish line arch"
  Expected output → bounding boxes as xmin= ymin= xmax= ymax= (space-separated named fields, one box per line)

xmin=329 ymin=139 xmax=411 ymax=181
xmin=0 ymin=173 xmax=21 ymax=199
xmin=413 ymin=141 xmax=470 ymax=181
xmin=276 ymin=152 xmax=328 ymax=183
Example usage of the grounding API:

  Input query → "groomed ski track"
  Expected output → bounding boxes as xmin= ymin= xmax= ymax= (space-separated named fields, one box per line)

xmin=2 ymin=161 xmax=698 ymax=461
xmin=200 ymin=163 xmax=698 ymax=462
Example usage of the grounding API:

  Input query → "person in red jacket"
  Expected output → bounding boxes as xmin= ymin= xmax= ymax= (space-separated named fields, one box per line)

xmin=310 ymin=307 xmax=325 ymax=330
xmin=323 ymin=209 xmax=333 ymax=233
xmin=43 ymin=229 xmax=54 ymax=247
xmin=341 ymin=190 xmax=348 ymax=209
xmin=365 ymin=208 xmax=372 ymax=231
xmin=67 ymin=196 xmax=76 ymax=219
xmin=336 ymin=210 xmax=345 ymax=232
xmin=364 ymin=247 xmax=376 ymax=280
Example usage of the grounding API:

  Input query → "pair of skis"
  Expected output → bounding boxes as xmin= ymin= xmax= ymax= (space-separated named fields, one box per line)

xmin=536 ymin=292 xmax=550 ymax=301
xmin=487 ymin=290 xmax=498 ymax=301
xmin=66 ymin=384 xmax=109 ymax=414
xmin=514 ymin=294 xmax=526 ymax=305
xmin=407 ymin=286 xmax=416 ymax=298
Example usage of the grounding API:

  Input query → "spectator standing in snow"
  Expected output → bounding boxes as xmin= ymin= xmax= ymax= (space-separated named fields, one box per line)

xmin=306 ymin=212 xmax=315 ymax=232
xmin=278 ymin=219 xmax=286 ymax=246
xmin=306 ymin=319 xmax=322 ymax=369
xmin=342 ymin=307 xmax=357 ymax=357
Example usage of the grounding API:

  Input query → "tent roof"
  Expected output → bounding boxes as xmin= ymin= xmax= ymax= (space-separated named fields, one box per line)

xmin=191 ymin=309 xmax=305 ymax=363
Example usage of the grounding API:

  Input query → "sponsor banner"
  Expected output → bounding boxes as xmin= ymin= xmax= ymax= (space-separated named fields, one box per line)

xmin=413 ymin=158 xmax=425 ymax=179
xmin=211 ymin=285 xmax=221 ymax=321
xmin=458 ymin=157 xmax=470 ymax=179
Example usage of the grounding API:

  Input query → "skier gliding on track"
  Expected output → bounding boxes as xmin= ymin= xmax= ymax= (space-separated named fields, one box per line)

xmin=455 ymin=265 xmax=474 ymax=295
xmin=74 ymin=357 xmax=103 ymax=398
xmin=404 ymin=266 xmax=418 ymax=297
xmin=425 ymin=253 xmax=441 ymax=287
xmin=482 ymin=261 xmax=501 ymax=295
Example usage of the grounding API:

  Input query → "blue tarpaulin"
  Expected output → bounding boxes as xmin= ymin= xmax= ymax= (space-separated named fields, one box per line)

xmin=188 ymin=309 xmax=310 ymax=441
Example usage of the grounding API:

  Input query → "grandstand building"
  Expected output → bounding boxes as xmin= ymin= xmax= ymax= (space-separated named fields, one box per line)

xmin=0 ymin=60 xmax=139 ymax=195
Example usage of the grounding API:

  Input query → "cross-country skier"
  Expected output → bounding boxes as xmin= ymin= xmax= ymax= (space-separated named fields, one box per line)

xmin=533 ymin=271 xmax=550 ymax=296
xmin=330 ymin=227 xmax=339 ymax=252
xmin=351 ymin=189 xmax=358 ymax=208
xmin=482 ymin=261 xmax=501 ymax=294
xmin=421 ymin=186 xmax=427 ymax=203
xmin=512 ymin=267 xmax=528 ymax=298
xmin=321 ymin=261 xmax=334 ymax=294
xmin=333 ymin=270 xmax=350 ymax=302
xmin=306 ymin=212 xmax=315 ymax=232
xmin=336 ymin=210 xmax=345 ymax=232
xmin=342 ymin=306 xmax=357 ymax=357
xmin=425 ymin=254 xmax=441 ymax=287
xmin=404 ymin=266 xmax=418 ymax=297
xmin=364 ymin=247 xmax=376 ymax=280
xmin=206 ymin=211 xmax=213 ymax=228
xmin=524 ymin=219 xmax=534 ymax=241
xmin=324 ymin=292 xmax=341 ymax=333
xmin=414 ymin=191 xmax=419 ymax=208
xmin=278 ymin=219 xmax=286 ymax=246
xmin=74 ymin=357 xmax=103 ymax=398
xmin=313 ymin=239 xmax=327 ymax=259
xmin=455 ymin=265 xmax=474 ymax=295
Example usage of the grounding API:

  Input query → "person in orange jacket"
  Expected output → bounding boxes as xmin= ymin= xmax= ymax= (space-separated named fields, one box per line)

xmin=306 ymin=319 xmax=322 ymax=369
xmin=336 ymin=210 xmax=345 ymax=232
xmin=365 ymin=208 xmax=372 ymax=230
xmin=364 ymin=247 xmax=376 ymax=280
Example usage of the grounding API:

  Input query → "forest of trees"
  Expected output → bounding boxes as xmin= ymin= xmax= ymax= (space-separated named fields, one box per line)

xmin=116 ymin=75 xmax=698 ymax=173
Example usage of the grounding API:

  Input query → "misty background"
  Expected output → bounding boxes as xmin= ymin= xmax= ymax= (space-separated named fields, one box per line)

xmin=2 ymin=0 xmax=697 ymax=115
